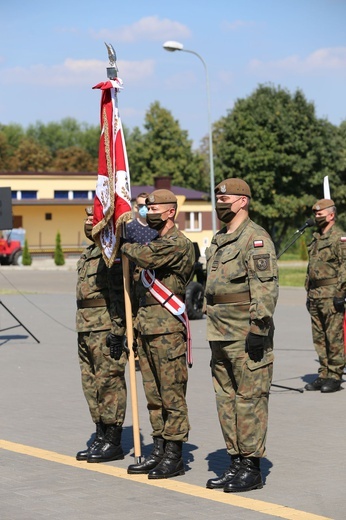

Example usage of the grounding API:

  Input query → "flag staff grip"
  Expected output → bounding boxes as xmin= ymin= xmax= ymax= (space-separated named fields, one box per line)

xmin=122 ymin=254 xmax=142 ymax=462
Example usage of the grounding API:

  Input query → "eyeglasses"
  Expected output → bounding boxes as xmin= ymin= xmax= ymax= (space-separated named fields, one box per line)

xmin=137 ymin=204 xmax=146 ymax=208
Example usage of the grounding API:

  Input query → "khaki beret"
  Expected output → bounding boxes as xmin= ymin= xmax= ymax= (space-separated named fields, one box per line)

xmin=85 ymin=206 xmax=94 ymax=216
xmin=146 ymin=189 xmax=177 ymax=205
xmin=215 ymin=178 xmax=251 ymax=198
xmin=312 ymin=199 xmax=335 ymax=211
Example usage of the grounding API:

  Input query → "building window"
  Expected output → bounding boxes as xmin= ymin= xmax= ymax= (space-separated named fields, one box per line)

xmin=45 ymin=213 xmax=52 ymax=220
xmin=22 ymin=191 xmax=37 ymax=199
xmin=185 ymin=212 xmax=202 ymax=231
xmin=12 ymin=190 xmax=37 ymax=200
xmin=54 ymin=191 xmax=69 ymax=199
xmin=73 ymin=190 xmax=89 ymax=199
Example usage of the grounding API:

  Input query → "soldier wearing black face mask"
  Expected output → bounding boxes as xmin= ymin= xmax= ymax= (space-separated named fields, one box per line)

xmin=76 ymin=207 xmax=127 ymax=463
xmin=305 ymin=199 xmax=346 ymax=393
xmin=205 ymin=178 xmax=278 ymax=493
xmin=121 ymin=189 xmax=195 ymax=480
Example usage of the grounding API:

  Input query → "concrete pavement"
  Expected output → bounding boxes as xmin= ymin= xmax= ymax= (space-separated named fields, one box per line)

xmin=0 ymin=261 xmax=344 ymax=520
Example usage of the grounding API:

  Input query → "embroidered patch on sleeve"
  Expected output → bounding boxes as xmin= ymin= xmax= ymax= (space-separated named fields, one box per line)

xmin=253 ymin=240 xmax=264 ymax=248
xmin=253 ymin=253 xmax=270 ymax=271
xmin=340 ymin=237 xmax=346 ymax=242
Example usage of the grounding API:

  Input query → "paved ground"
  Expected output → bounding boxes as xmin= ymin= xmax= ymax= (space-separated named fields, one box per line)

xmin=0 ymin=260 xmax=345 ymax=520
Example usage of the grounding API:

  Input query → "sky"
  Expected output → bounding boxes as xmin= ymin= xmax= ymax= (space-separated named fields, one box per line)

xmin=0 ymin=0 xmax=345 ymax=147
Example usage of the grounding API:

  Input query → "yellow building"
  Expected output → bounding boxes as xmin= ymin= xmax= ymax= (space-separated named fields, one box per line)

xmin=0 ymin=173 xmax=215 ymax=257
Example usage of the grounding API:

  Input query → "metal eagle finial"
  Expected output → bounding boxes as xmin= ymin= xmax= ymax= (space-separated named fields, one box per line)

xmin=104 ymin=42 xmax=118 ymax=79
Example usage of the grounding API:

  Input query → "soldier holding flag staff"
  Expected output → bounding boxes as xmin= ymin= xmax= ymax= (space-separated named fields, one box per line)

xmin=305 ymin=198 xmax=346 ymax=393
xmin=76 ymin=207 xmax=127 ymax=463
xmin=121 ymin=189 xmax=195 ymax=479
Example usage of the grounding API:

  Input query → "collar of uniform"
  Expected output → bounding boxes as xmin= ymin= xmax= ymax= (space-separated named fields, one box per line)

xmin=163 ymin=224 xmax=179 ymax=239
xmin=214 ymin=217 xmax=250 ymax=245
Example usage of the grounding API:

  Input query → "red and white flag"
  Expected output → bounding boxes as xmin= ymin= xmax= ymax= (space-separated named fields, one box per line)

xmin=92 ymin=78 xmax=132 ymax=266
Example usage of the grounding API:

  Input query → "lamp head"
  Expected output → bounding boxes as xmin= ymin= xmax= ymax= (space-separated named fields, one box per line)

xmin=163 ymin=40 xmax=184 ymax=52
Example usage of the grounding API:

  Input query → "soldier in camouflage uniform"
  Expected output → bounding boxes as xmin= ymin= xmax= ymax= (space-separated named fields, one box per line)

xmin=305 ymin=198 xmax=346 ymax=393
xmin=205 ymin=178 xmax=279 ymax=493
xmin=76 ymin=208 xmax=127 ymax=463
xmin=121 ymin=189 xmax=195 ymax=480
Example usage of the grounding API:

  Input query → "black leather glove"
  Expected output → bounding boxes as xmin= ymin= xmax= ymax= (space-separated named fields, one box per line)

xmin=106 ymin=333 xmax=124 ymax=360
xmin=333 ymin=296 xmax=346 ymax=313
xmin=245 ymin=332 xmax=265 ymax=362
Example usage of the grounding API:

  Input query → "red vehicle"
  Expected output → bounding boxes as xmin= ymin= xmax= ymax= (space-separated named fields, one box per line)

xmin=0 ymin=235 xmax=23 ymax=265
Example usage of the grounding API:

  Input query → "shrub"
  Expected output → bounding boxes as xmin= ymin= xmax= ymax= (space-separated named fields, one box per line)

xmin=54 ymin=231 xmax=65 ymax=266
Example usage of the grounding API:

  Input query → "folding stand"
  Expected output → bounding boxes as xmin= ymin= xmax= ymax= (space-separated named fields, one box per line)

xmin=0 ymin=300 xmax=40 ymax=343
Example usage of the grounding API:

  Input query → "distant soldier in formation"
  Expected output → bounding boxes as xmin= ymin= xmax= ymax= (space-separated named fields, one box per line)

xmin=76 ymin=207 xmax=127 ymax=463
xmin=121 ymin=189 xmax=195 ymax=479
xmin=205 ymin=178 xmax=279 ymax=493
xmin=305 ymin=198 xmax=346 ymax=393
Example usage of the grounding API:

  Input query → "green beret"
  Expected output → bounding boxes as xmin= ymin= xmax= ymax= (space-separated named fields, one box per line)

xmin=146 ymin=189 xmax=177 ymax=205
xmin=215 ymin=178 xmax=251 ymax=198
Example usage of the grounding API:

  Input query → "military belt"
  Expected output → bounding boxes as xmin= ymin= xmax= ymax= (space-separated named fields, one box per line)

xmin=139 ymin=294 xmax=184 ymax=307
xmin=77 ymin=298 xmax=109 ymax=309
xmin=309 ymin=277 xmax=338 ymax=289
xmin=206 ymin=291 xmax=250 ymax=305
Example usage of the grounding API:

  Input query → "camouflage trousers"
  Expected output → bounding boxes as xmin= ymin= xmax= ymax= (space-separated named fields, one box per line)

xmin=210 ymin=339 xmax=273 ymax=458
xmin=78 ymin=330 xmax=127 ymax=425
xmin=308 ymin=298 xmax=345 ymax=379
xmin=138 ymin=332 xmax=189 ymax=442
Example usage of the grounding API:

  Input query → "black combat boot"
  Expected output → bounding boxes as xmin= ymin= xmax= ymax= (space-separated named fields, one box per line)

xmin=76 ymin=422 xmax=105 ymax=461
xmin=148 ymin=440 xmax=185 ymax=479
xmin=127 ymin=436 xmax=165 ymax=474
xmin=305 ymin=377 xmax=326 ymax=391
xmin=206 ymin=455 xmax=242 ymax=489
xmin=223 ymin=457 xmax=263 ymax=493
xmin=87 ymin=424 xmax=124 ymax=463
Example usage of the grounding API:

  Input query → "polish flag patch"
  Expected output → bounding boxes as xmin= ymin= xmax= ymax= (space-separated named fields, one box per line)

xmin=253 ymin=240 xmax=264 ymax=248
xmin=341 ymin=237 xmax=346 ymax=242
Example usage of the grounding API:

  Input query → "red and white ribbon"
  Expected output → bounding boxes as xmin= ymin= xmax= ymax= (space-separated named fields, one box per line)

xmin=141 ymin=269 xmax=193 ymax=367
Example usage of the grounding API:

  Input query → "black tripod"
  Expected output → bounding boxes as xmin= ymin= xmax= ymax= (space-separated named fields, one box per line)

xmin=270 ymin=219 xmax=314 ymax=393
xmin=0 ymin=299 xmax=40 ymax=343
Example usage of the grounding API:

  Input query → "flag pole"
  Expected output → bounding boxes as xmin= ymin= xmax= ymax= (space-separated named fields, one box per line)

xmin=97 ymin=43 xmax=142 ymax=462
xmin=105 ymin=43 xmax=142 ymax=462
xmin=122 ymin=253 xmax=142 ymax=462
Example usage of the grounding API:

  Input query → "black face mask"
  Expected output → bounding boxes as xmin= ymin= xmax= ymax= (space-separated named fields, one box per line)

xmin=215 ymin=199 xmax=241 ymax=223
xmin=84 ymin=222 xmax=94 ymax=241
xmin=315 ymin=215 xmax=328 ymax=229
xmin=146 ymin=212 xmax=167 ymax=230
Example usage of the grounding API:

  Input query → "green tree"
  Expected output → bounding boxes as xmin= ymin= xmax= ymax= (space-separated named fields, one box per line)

xmin=50 ymin=146 xmax=97 ymax=172
xmin=127 ymin=102 xmax=205 ymax=190
xmin=26 ymin=118 xmax=100 ymax=159
xmin=54 ymin=231 xmax=65 ymax=266
xmin=22 ymin=239 xmax=32 ymax=266
xmin=12 ymin=138 xmax=52 ymax=172
xmin=213 ymin=84 xmax=345 ymax=248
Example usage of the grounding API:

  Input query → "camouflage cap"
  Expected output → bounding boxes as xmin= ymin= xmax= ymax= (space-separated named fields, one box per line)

xmin=146 ymin=189 xmax=177 ymax=205
xmin=215 ymin=178 xmax=251 ymax=197
xmin=312 ymin=199 xmax=335 ymax=211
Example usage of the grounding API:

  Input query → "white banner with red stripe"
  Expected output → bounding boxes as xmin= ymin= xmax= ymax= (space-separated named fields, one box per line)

xmin=141 ymin=269 xmax=193 ymax=367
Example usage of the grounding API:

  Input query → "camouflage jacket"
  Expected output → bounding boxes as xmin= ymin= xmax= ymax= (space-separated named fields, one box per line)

xmin=305 ymin=224 xmax=346 ymax=299
xmin=205 ymin=217 xmax=279 ymax=341
xmin=121 ymin=225 xmax=195 ymax=335
xmin=76 ymin=243 xmax=125 ymax=334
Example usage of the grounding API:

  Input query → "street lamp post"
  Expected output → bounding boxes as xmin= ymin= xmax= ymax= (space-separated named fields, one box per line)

xmin=163 ymin=40 xmax=217 ymax=235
